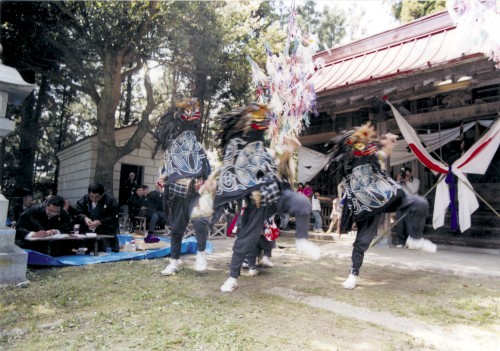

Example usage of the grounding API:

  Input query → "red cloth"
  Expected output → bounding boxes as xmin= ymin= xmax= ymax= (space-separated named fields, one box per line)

xmin=227 ymin=214 xmax=238 ymax=237
xmin=263 ymin=219 xmax=279 ymax=241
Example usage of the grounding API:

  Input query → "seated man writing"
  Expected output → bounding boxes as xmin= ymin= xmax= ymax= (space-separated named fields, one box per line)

xmin=15 ymin=195 xmax=73 ymax=255
xmin=76 ymin=182 xmax=120 ymax=252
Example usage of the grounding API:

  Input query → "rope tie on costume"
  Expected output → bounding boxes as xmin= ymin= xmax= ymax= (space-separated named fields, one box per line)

xmin=445 ymin=167 xmax=458 ymax=231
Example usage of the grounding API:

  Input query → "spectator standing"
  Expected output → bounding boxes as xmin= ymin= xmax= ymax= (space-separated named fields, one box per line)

xmin=303 ymin=182 xmax=313 ymax=199
xmin=325 ymin=195 xmax=341 ymax=235
xmin=395 ymin=167 xmax=422 ymax=248
xmin=296 ymin=183 xmax=304 ymax=193
xmin=311 ymin=191 xmax=323 ymax=233
xmin=123 ymin=172 xmax=139 ymax=206
xmin=397 ymin=167 xmax=420 ymax=195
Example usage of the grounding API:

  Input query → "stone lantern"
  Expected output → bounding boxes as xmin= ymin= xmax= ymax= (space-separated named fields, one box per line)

xmin=0 ymin=44 xmax=35 ymax=287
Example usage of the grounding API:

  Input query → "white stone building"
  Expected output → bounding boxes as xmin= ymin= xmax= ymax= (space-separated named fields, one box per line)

xmin=57 ymin=125 xmax=164 ymax=205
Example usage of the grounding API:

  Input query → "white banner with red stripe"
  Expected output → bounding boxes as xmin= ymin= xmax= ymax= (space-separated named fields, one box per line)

xmin=388 ymin=101 xmax=500 ymax=232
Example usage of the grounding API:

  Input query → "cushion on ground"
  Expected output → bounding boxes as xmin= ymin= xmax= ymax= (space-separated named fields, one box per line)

xmin=25 ymin=236 xmax=213 ymax=267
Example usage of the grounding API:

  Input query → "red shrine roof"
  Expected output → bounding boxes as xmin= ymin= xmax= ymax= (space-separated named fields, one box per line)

xmin=310 ymin=10 xmax=483 ymax=95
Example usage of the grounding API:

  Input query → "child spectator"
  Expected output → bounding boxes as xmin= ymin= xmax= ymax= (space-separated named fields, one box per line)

xmin=325 ymin=195 xmax=340 ymax=235
xmin=296 ymin=183 xmax=304 ymax=193
xmin=303 ymin=182 xmax=313 ymax=199
xmin=311 ymin=191 xmax=323 ymax=233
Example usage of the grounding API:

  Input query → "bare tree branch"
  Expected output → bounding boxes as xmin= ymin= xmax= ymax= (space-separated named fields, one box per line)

xmin=20 ymin=64 xmax=94 ymax=98
xmin=45 ymin=36 xmax=101 ymax=103
xmin=121 ymin=58 xmax=144 ymax=80
xmin=118 ymin=64 xmax=156 ymax=158
xmin=122 ymin=1 xmax=160 ymax=64
xmin=51 ymin=1 xmax=105 ymax=57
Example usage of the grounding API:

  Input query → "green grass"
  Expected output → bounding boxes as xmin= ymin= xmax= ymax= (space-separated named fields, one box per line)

xmin=1 ymin=242 xmax=500 ymax=350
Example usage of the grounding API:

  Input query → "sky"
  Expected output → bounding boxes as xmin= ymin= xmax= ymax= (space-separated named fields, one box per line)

xmin=149 ymin=1 xmax=400 ymax=84
xmin=296 ymin=0 xmax=399 ymax=43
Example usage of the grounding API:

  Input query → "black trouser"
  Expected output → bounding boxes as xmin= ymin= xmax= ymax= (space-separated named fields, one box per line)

xmin=96 ymin=236 xmax=119 ymax=253
xmin=228 ymin=187 xmax=312 ymax=278
xmin=396 ymin=194 xmax=429 ymax=245
xmin=229 ymin=202 xmax=266 ymax=278
xmin=80 ymin=224 xmax=119 ymax=252
xmin=351 ymin=193 xmax=428 ymax=276
xmin=275 ymin=189 xmax=311 ymax=239
xmin=246 ymin=235 xmax=274 ymax=268
xmin=147 ymin=210 xmax=168 ymax=234
xmin=350 ymin=214 xmax=381 ymax=276
xmin=169 ymin=193 xmax=208 ymax=260
xmin=21 ymin=240 xmax=76 ymax=256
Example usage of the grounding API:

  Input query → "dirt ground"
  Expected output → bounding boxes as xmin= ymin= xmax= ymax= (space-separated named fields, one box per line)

xmin=1 ymin=236 xmax=499 ymax=351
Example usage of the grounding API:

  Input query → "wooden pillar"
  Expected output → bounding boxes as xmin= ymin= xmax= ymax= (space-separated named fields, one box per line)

xmin=375 ymin=111 xmax=392 ymax=246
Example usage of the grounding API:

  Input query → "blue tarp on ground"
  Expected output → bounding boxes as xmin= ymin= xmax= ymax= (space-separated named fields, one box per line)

xmin=26 ymin=235 xmax=213 ymax=267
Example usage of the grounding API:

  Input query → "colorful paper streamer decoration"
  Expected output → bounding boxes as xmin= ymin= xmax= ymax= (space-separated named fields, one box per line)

xmin=248 ymin=2 xmax=322 ymax=146
xmin=447 ymin=0 xmax=500 ymax=68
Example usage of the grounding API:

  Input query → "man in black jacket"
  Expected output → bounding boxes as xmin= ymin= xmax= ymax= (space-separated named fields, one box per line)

xmin=76 ymin=182 xmax=120 ymax=251
xmin=123 ymin=172 xmax=139 ymax=206
xmin=15 ymin=195 xmax=72 ymax=255
xmin=143 ymin=182 xmax=167 ymax=242
xmin=10 ymin=194 xmax=34 ymax=227
xmin=128 ymin=186 xmax=146 ymax=225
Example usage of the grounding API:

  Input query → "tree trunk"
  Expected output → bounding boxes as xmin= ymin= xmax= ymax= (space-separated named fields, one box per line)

xmin=202 ymin=97 xmax=213 ymax=147
xmin=94 ymin=52 xmax=150 ymax=194
xmin=92 ymin=53 xmax=152 ymax=195
xmin=54 ymin=86 xmax=73 ymax=194
xmin=93 ymin=52 xmax=122 ymax=193
xmin=16 ymin=75 xmax=49 ymax=194
xmin=124 ymin=67 xmax=133 ymax=125
xmin=194 ymin=72 xmax=207 ymax=140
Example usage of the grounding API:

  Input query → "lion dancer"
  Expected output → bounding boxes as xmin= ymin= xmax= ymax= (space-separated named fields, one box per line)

xmin=153 ymin=99 xmax=212 ymax=275
xmin=215 ymin=103 xmax=321 ymax=293
xmin=326 ymin=123 xmax=436 ymax=290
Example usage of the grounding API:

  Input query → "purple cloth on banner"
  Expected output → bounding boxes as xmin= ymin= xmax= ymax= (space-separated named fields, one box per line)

xmin=445 ymin=169 xmax=458 ymax=231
